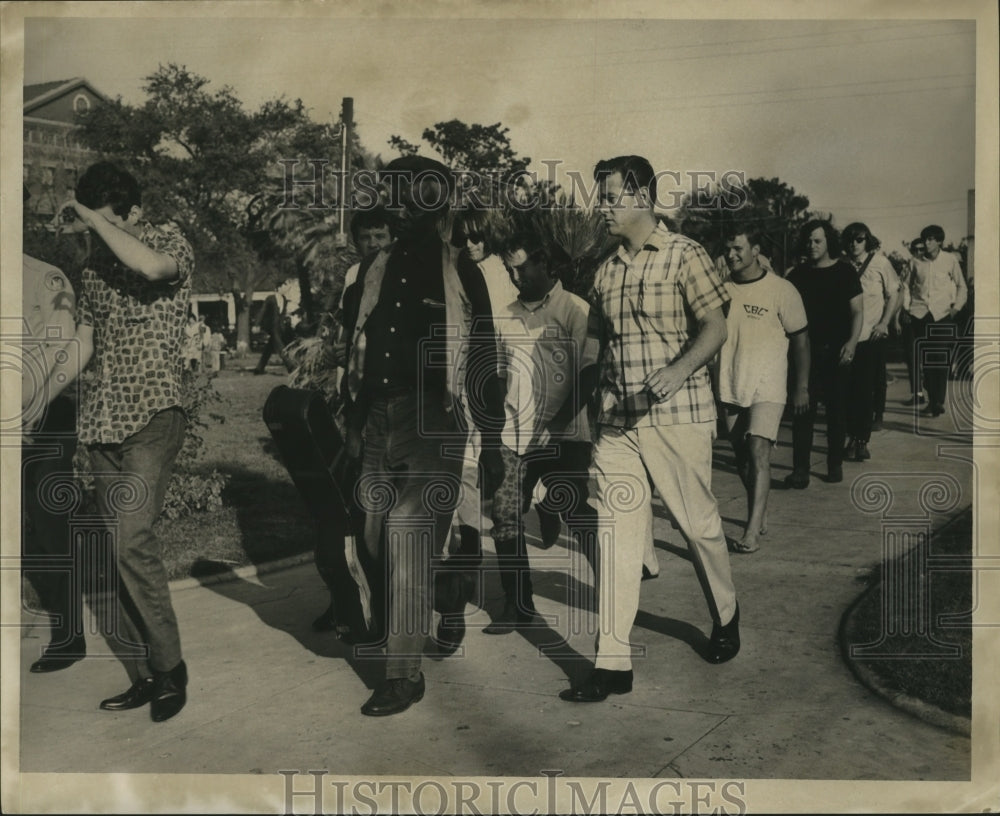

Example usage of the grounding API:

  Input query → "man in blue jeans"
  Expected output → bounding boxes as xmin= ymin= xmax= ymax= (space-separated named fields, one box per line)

xmin=342 ymin=157 xmax=503 ymax=716
xmin=56 ymin=161 xmax=195 ymax=722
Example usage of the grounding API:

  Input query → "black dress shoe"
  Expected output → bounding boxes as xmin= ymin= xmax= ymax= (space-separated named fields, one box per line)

xmin=312 ymin=603 xmax=338 ymax=632
xmin=783 ymin=471 xmax=810 ymax=490
xmin=30 ymin=638 xmax=86 ymax=673
xmin=705 ymin=604 xmax=740 ymax=664
xmin=559 ymin=668 xmax=633 ymax=702
xmin=483 ymin=598 xmax=539 ymax=635
xmin=856 ymin=441 xmax=871 ymax=461
xmin=825 ymin=464 xmax=843 ymax=483
xmin=100 ymin=677 xmax=156 ymax=711
xmin=150 ymin=661 xmax=188 ymax=722
xmin=361 ymin=674 xmax=425 ymax=716
xmin=436 ymin=614 xmax=466 ymax=655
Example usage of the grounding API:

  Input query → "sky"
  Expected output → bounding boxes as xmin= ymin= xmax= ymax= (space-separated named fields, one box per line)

xmin=21 ymin=11 xmax=979 ymax=255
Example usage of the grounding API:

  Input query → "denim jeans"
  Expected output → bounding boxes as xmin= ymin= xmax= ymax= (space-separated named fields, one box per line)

xmin=358 ymin=391 xmax=465 ymax=680
xmin=90 ymin=407 xmax=186 ymax=681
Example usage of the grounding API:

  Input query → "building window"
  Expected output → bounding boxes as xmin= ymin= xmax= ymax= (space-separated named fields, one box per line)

xmin=73 ymin=94 xmax=91 ymax=113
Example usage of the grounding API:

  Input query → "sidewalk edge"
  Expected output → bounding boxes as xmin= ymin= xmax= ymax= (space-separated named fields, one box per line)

xmin=838 ymin=508 xmax=973 ymax=739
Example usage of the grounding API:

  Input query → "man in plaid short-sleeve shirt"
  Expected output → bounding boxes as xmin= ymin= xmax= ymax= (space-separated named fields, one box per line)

xmin=56 ymin=162 xmax=193 ymax=723
xmin=560 ymin=156 xmax=741 ymax=704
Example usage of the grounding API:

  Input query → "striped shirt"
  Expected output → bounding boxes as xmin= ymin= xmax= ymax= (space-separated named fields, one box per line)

xmin=591 ymin=221 xmax=729 ymax=428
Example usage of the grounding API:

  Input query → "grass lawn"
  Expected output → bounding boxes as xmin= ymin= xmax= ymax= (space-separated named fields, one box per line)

xmin=156 ymin=361 xmax=317 ymax=580
xmin=843 ymin=507 xmax=973 ymax=719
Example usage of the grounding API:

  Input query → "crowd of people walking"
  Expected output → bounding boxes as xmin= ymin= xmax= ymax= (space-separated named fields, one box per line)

xmin=21 ymin=154 xmax=970 ymax=722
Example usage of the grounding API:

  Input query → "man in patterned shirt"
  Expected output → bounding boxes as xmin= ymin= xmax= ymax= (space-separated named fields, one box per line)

xmin=560 ymin=156 xmax=740 ymax=703
xmin=56 ymin=161 xmax=194 ymax=722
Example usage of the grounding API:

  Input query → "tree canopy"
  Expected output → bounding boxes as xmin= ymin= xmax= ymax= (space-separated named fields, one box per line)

xmin=679 ymin=176 xmax=814 ymax=273
xmin=75 ymin=64 xmax=342 ymax=347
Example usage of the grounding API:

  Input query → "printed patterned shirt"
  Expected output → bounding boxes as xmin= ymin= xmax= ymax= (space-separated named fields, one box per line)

xmin=76 ymin=221 xmax=194 ymax=445
xmin=591 ymin=221 xmax=730 ymax=429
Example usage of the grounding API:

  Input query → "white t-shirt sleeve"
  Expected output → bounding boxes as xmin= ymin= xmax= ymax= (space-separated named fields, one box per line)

xmin=778 ymin=280 xmax=808 ymax=336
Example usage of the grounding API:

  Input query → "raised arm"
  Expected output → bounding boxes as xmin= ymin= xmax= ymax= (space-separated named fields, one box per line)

xmin=60 ymin=199 xmax=179 ymax=282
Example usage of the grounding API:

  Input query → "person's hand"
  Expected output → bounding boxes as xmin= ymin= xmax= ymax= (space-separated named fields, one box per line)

xmin=53 ymin=197 xmax=98 ymax=234
xmin=839 ymin=342 xmax=856 ymax=367
xmin=792 ymin=385 xmax=810 ymax=415
xmin=870 ymin=322 xmax=890 ymax=341
xmin=330 ymin=341 xmax=347 ymax=367
xmin=643 ymin=364 xmax=687 ymax=404
xmin=479 ymin=448 xmax=504 ymax=500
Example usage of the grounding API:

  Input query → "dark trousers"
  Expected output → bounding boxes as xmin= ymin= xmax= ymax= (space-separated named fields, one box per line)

xmin=791 ymin=347 xmax=851 ymax=473
xmin=359 ymin=392 xmax=465 ymax=680
xmin=848 ymin=339 xmax=886 ymax=443
xmin=874 ymin=338 xmax=888 ymax=419
xmin=901 ymin=316 xmax=920 ymax=397
xmin=90 ymin=407 xmax=186 ymax=681
xmin=23 ymin=396 xmax=82 ymax=650
xmin=254 ymin=296 xmax=295 ymax=371
xmin=490 ymin=441 xmax=596 ymax=602
xmin=907 ymin=312 xmax=955 ymax=409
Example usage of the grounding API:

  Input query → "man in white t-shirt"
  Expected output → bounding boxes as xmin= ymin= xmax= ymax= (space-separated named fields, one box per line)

xmin=717 ymin=229 xmax=810 ymax=554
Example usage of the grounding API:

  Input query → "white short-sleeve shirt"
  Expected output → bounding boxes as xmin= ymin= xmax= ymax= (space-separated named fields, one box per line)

xmin=717 ymin=271 xmax=808 ymax=407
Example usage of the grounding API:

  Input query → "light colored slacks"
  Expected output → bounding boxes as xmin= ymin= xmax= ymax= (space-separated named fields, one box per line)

xmin=592 ymin=421 xmax=736 ymax=671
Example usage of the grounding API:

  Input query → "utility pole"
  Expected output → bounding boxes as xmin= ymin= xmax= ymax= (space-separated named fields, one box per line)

xmin=334 ymin=97 xmax=354 ymax=249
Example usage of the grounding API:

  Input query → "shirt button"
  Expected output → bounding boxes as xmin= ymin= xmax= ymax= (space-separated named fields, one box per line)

xmin=396 ymin=302 xmax=401 ymax=307
xmin=383 ymin=378 xmax=389 ymax=384
xmin=390 ymin=327 xmax=396 ymax=333
xmin=385 ymin=352 xmax=390 ymax=358
xmin=401 ymin=278 xmax=407 ymax=284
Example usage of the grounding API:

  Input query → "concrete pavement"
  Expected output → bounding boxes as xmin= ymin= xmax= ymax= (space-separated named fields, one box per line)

xmin=14 ymin=363 xmax=979 ymax=797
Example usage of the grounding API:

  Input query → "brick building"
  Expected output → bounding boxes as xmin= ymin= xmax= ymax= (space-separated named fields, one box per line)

xmin=23 ymin=77 xmax=107 ymax=220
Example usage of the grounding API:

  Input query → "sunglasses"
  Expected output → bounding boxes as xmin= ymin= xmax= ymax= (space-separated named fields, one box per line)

xmin=460 ymin=232 xmax=485 ymax=244
xmin=852 ymin=235 xmax=868 ymax=244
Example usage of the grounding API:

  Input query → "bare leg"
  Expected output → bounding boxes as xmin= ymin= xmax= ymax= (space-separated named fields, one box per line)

xmin=735 ymin=435 xmax=770 ymax=554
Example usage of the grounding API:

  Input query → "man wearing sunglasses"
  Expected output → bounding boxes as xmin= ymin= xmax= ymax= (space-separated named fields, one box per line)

xmin=433 ymin=208 xmax=521 ymax=653
xmin=560 ymin=155 xmax=740 ymax=704
xmin=842 ymin=223 xmax=901 ymax=460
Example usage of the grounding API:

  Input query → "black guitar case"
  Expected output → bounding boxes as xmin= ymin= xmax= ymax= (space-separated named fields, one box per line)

xmin=262 ymin=385 xmax=381 ymax=643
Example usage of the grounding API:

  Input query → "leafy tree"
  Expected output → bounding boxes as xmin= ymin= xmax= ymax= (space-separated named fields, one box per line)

xmin=678 ymin=176 xmax=814 ymax=274
xmin=75 ymin=63 xmax=340 ymax=351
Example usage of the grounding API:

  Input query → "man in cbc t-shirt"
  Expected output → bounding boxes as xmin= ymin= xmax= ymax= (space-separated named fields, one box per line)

xmin=716 ymin=230 xmax=810 ymax=554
